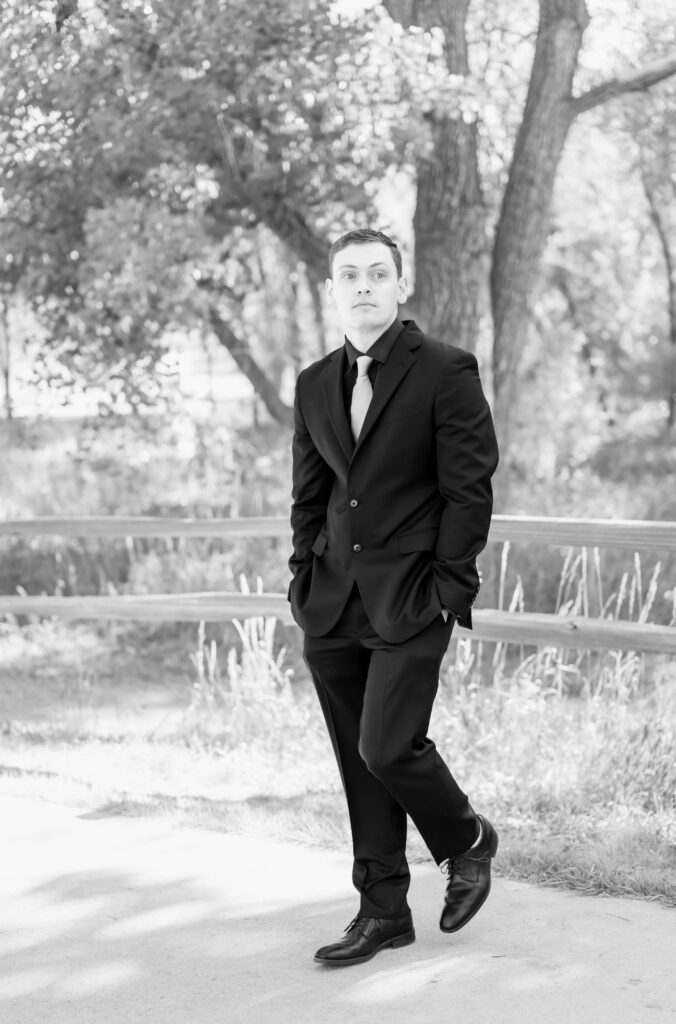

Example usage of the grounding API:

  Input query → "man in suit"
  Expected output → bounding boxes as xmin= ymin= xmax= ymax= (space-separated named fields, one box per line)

xmin=288 ymin=228 xmax=499 ymax=966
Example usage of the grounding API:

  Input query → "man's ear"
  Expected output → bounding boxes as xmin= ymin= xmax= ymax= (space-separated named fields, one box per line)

xmin=397 ymin=276 xmax=408 ymax=303
xmin=325 ymin=278 xmax=335 ymax=303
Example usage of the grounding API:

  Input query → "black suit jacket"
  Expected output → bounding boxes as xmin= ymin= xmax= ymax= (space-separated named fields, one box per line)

xmin=288 ymin=320 xmax=499 ymax=643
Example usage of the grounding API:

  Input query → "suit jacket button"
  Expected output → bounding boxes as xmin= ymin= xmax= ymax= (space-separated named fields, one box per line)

xmin=349 ymin=499 xmax=359 ymax=508
xmin=352 ymin=543 xmax=362 ymax=552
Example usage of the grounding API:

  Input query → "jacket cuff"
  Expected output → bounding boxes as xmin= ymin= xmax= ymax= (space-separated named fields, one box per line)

xmin=434 ymin=578 xmax=478 ymax=630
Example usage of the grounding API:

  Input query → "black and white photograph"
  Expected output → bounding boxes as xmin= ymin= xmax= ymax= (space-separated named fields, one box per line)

xmin=1 ymin=1 xmax=675 ymax=1022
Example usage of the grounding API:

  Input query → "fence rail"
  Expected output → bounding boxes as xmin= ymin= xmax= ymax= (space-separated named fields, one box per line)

xmin=0 ymin=593 xmax=674 ymax=654
xmin=1 ymin=515 xmax=675 ymax=654
xmin=2 ymin=514 xmax=676 ymax=550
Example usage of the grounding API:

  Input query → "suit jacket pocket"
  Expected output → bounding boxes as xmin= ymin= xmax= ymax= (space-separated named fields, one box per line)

xmin=311 ymin=528 xmax=328 ymax=556
xmin=398 ymin=527 xmax=439 ymax=553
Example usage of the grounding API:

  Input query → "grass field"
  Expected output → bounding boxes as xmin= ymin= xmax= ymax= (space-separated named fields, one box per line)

xmin=1 ymin=613 xmax=674 ymax=908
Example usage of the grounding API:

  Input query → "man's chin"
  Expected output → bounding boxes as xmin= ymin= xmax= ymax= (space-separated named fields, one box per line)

xmin=347 ymin=309 xmax=389 ymax=329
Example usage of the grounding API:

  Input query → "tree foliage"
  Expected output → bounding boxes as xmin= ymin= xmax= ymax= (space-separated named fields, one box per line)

xmin=1 ymin=0 xmax=675 ymax=470
xmin=3 ymin=0 xmax=428 ymax=412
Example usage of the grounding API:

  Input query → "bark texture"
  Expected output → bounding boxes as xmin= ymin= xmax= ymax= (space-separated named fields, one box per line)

xmin=384 ymin=0 xmax=488 ymax=352
xmin=490 ymin=0 xmax=589 ymax=453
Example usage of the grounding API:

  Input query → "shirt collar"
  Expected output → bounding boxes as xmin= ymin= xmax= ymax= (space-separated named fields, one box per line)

xmin=344 ymin=317 xmax=404 ymax=369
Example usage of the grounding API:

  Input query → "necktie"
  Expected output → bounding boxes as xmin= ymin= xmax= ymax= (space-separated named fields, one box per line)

xmin=350 ymin=355 xmax=374 ymax=441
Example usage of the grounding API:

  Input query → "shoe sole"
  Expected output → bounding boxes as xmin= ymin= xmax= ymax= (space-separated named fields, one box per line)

xmin=314 ymin=928 xmax=416 ymax=967
xmin=440 ymin=826 xmax=499 ymax=934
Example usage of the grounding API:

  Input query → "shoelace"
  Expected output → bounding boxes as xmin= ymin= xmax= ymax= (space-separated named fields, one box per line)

xmin=442 ymin=852 xmax=491 ymax=887
xmin=442 ymin=846 xmax=493 ymax=874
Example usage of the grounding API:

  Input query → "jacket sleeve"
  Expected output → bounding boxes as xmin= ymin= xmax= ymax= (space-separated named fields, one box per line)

xmin=288 ymin=371 xmax=333 ymax=580
xmin=432 ymin=351 xmax=499 ymax=627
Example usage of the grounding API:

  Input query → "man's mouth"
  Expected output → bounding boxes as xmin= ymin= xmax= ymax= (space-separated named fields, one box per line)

xmin=354 ymin=302 xmax=376 ymax=308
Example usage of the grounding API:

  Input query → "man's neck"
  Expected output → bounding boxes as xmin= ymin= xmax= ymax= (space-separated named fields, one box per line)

xmin=345 ymin=314 xmax=397 ymax=353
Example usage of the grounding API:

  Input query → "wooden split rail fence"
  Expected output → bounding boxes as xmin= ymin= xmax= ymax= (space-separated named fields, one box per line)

xmin=0 ymin=515 xmax=675 ymax=655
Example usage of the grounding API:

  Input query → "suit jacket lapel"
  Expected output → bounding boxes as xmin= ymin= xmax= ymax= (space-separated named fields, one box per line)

xmin=319 ymin=322 xmax=423 ymax=465
xmin=353 ymin=330 xmax=418 ymax=456
xmin=321 ymin=348 xmax=354 ymax=465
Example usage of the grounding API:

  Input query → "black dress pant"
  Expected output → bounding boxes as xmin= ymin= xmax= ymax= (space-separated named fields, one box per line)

xmin=303 ymin=584 xmax=478 ymax=920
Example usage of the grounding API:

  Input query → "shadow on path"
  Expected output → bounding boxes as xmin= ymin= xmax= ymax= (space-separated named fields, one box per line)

xmin=1 ymin=796 xmax=674 ymax=1024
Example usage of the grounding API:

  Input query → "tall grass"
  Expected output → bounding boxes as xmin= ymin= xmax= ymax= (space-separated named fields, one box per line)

xmin=153 ymin=547 xmax=675 ymax=901
xmin=485 ymin=541 xmax=676 ymax=692
xmin=184 ymin=608 xmax=303 ymax=747
xmin=163 ymin=549 xmax=676 ymax=827
xmin=172 ymin=577 xmax=334 ymax=795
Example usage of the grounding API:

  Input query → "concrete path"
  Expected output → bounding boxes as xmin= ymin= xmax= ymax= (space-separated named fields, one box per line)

xmin=1 ymin=795 xmax=674 ymax=1024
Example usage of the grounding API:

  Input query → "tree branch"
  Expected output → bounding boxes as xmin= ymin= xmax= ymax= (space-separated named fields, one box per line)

xmin=208 ymin=306 xmax=293 ymax=428
xmin=638 ymin=151 xmax=676 ymax=428
xmin=570 ymin=52 xmax=676 ymax=117
xmin=254 ymin=191 xmax=327 ymax=283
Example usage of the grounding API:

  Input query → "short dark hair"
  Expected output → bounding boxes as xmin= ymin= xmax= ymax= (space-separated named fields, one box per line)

xmin=328 ymin=228 xmax=402 ymax=278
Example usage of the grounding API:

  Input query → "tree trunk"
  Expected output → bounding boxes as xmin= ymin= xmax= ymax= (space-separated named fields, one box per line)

xmin=0 ymin=300 xmax=12 ymax=421
xmin=638 ymin=150 xmax=676 ymax=431
xmin=384 ymin=1 xmax=499 ymax=609
xmin=490 ymin=0 xmax=589 ymax=459
xmin=208 ymin=307 xmax=293 ymax=428
xmin=385 ymin=0 xmax=488 ymax=353
xmin=307 ymin=272 xmax=328 ymax=359
xmin=409 ymin=111 xmax=488 ymax=351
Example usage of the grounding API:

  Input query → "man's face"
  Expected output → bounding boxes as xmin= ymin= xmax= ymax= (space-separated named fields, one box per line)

xmin=326 ymin=242 xmax=407 ymax=337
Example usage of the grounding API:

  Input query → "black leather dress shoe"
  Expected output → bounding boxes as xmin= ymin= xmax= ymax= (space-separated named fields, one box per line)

xmin=440 ymin=814 xmax=498 ymax=933
xmin=314 ymin=913 xmax=415 ymax=967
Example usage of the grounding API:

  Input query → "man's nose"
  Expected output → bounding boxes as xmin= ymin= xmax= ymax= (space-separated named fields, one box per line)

xmin=356 ymin=279 xmax=372 ymax=292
